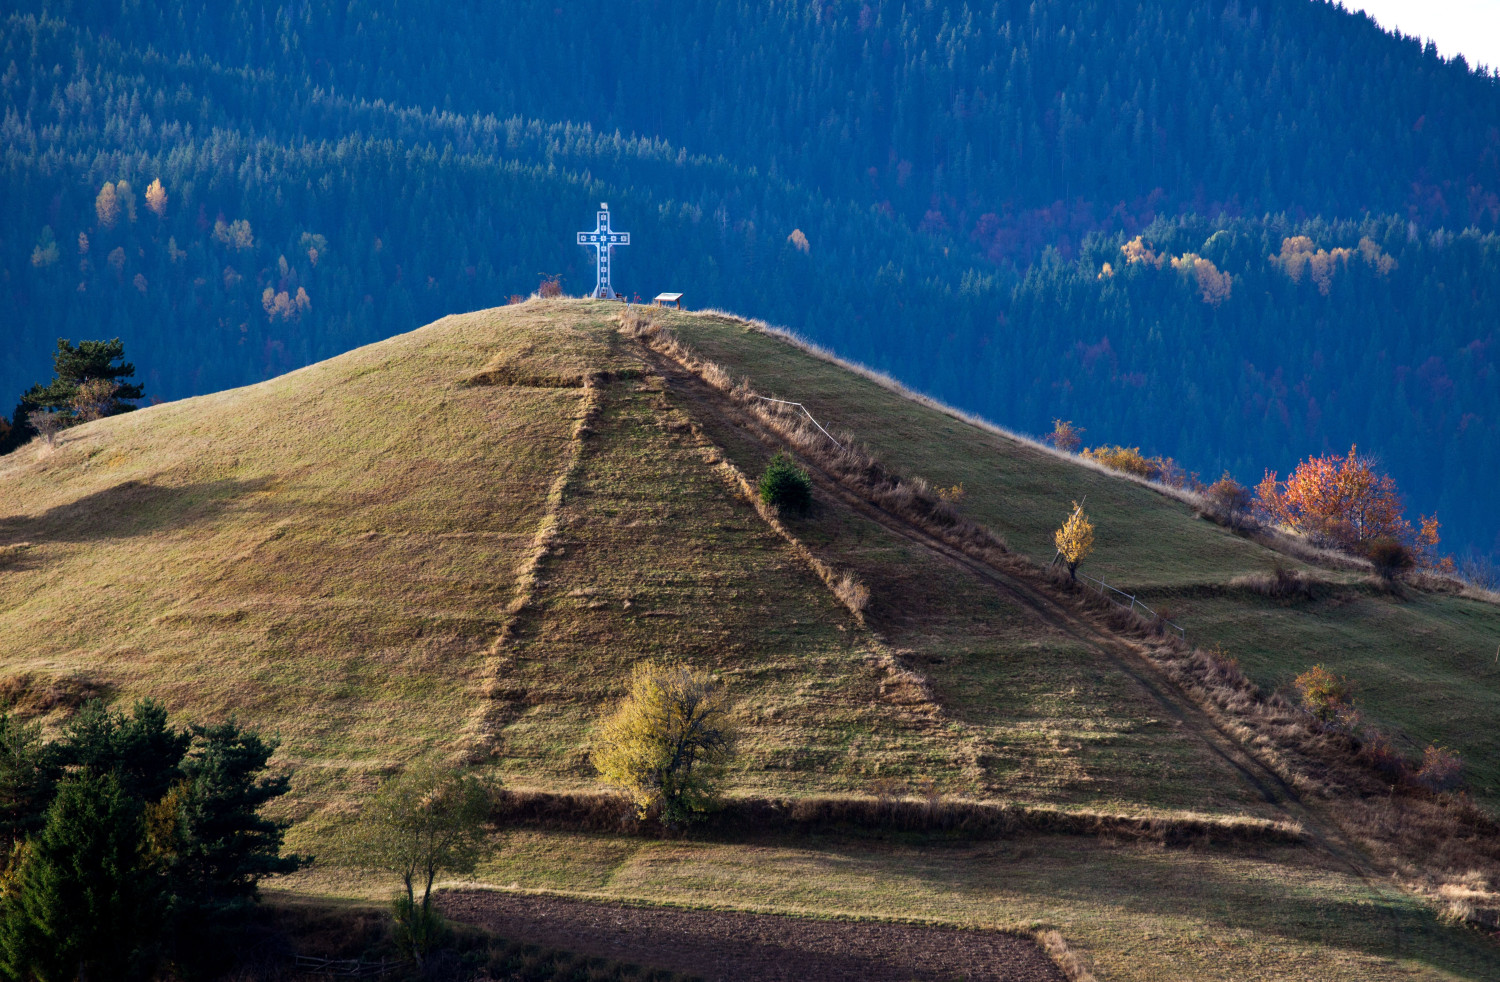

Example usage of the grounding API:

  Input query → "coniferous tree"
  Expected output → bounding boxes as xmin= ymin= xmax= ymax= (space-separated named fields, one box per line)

xmin=154 ymin=721 xmax=303 ymax=966
xmin=56 ymin=700 xmax=189 ymax=804
xmin=0 ymin=717 xmax=56 ymax=854
xmin=23 ymin=339 xmax=144 ymax=412
xmin=0 ymin=704 xmax=303 ymax=978
xmin=0 ymin=772 xmax=151 ymax=982
xmin=3 ymin=339 xmax=145 ymax=453
xmin=0 ymin=0 xmax=1497 ymax=558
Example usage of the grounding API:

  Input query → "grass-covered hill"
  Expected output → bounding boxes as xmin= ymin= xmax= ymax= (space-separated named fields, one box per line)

xmin=2 ymin=300 xmax=1499 ymax=979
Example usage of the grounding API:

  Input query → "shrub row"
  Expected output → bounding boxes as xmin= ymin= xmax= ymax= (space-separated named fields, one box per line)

xmin=489 ymin=789 xmax=1306 ymax=847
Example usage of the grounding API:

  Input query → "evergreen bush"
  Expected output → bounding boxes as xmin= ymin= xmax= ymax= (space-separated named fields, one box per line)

xmin=758 ymin=452 xmax=812 ymax=515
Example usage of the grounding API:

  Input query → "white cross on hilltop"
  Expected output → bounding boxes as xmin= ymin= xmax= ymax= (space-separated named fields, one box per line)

xmin=577 ymin=203 xmax=630 ymax=300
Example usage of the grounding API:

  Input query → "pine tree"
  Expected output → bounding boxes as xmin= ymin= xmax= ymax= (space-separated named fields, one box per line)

xmin=56 ymin=699 xmax=189 ymax=804
xmin=0 ymin=773 xmax=152 ymax=982
xmin=0 ymin=716 xmax=57 ymax=853
xmin=14 ymin=339 xmax=146 ymax=438
xmin=154 ymin=720 xmax=303 ymax=963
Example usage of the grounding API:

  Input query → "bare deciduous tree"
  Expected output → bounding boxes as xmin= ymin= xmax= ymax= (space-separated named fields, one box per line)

xmin=25 ymin=411 xmax=63 ymax=448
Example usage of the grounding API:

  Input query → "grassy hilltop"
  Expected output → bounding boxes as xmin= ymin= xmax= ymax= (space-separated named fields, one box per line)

xmin=1 ymin=299 xmax=1497 ymax=980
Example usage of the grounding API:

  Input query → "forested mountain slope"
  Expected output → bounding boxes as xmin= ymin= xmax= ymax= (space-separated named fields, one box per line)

xmin=2 ymin=0 xmax=1498 ymax=557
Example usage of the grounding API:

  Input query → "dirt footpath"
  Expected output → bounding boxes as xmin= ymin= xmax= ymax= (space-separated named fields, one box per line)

xmin=439 ymin=891 xmax=1067 ymax=982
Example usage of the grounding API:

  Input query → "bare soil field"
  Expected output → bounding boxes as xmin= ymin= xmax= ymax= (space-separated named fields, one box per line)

xmin=438 ymin=890 xmax=1066 ymax=982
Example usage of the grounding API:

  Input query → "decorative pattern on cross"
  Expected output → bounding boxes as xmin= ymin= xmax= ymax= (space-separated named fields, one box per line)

xmin=577 ymin=203 xmax=630 ymax=300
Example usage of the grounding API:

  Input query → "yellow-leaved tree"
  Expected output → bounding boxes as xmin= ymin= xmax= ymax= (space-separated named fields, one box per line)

xmin=1055 ymin=500 xmax=1095 ymax=580
xmin=94 ymin=182 xmax=119 ymax=229
xmin=145 ymin=178 xmax=167 ymax=217
xmin=592 ymin=660 xmax=737 ymax=826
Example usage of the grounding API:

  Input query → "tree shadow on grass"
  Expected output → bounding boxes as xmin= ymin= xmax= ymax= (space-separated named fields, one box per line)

xmin=0 ymin=476 xmax=277 ymax=545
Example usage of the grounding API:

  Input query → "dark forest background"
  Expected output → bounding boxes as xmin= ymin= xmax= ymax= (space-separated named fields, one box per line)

xmin=2 ymin=0 xmax=1498 ymax=560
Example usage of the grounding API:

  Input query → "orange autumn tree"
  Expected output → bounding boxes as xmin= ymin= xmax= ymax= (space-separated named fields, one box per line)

xmin=1256 ymin=446 xmax=1441 ymax=562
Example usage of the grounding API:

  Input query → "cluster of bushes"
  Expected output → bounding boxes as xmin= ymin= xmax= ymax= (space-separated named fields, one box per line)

xmin=485 ymin=785 xmax=1303 ymax=847
xmin=1293 ymin=665 xmax=1463 ymax=792
xmin=1230 ymin=565 xmax=1322 ymax=602
xmin=1049 ymin=419 xmax=1461 ymax=583
xmin=1079 ymin=444 xmax=1197 ymax=489
xmin=0 ymin=700 xmax=302 ymax=979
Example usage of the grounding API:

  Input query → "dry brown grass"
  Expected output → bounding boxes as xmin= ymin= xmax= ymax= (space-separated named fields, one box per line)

xmin=463 ymin=364 xmax=590 ymax=389
xmin=462 ymin=326 xmax=958 ymax=799
xmin=703 ymin=431 xmax=878 ymax=627
xmin=0 ymin=671 xmax=106 ymax=716
xmin=1247 ymin=524 xmax=1374 ymax=572
xmin=623 ymin=311 xmax=1370 ymax=805
xmin=864 ymin=650 xmax=937 ymax=711
xmin=1037 ymin=929 xmax=1099 ymax=982
xmin=463 ymin=375 xmax=606 ymax=761
xmin=1462 ymin=583 xmax=1500 ymax=605
xmin=1228 ymin=565 xmax=1328 ymax=601
xmin=8 ymin=300 xmax=1498 ymax=971
xmin=1052 ymin=573 xmax=1500 ymax=929
xmin=0 ymin=304 xmax=627 ymax=816
xmin=619 ymin=311 xmax=1011 ymax=568
xmin=0 ymin=542 xmax=32 ymax=568
xmin=831 ymin=571 xmax=871 ymax=616
xmin=619 ymin=306 xmax=1500 ymax=931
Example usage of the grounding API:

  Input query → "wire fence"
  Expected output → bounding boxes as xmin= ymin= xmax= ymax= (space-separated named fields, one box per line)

xmin=1072 ymin=567 xmax=1186 ymax=641
xmin=292 ymin=956 xmax=395 ymax=978
xmin=750 ymin=395 xmax=844 ymax=450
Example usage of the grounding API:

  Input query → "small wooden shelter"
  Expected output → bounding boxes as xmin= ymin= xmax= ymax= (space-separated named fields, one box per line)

xmin=652 ymin=292 xmax=684 ymax=309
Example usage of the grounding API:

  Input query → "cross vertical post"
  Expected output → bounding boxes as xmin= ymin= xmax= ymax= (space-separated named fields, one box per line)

xmin=577 ymin=203 xmax=630 ymax=300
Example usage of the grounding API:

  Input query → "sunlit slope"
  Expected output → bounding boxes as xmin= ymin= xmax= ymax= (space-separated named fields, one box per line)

xmin=662 ymin=310 xmax=1500 ymax=808
xmin=484 ymin=322 xmax=1272 ymax=816
xmin=3 ymin=299 xmax=1495 ymax=817
xmin=0 ymin=307 xmax=633 ymax=807
xmin=0 ymin=299 xmax=1287 ymax=824
xmin=9 ymin=299 xmax=1496 ymax=980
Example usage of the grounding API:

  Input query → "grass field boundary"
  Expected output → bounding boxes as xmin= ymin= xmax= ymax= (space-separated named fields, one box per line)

xmin=490 ymin=789 xmax=1308 ymax=846
xmin=749 ymin=395 xmax=845 ymax=450
xmin=1037 ymin=929 xmax=1099 ymax=982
